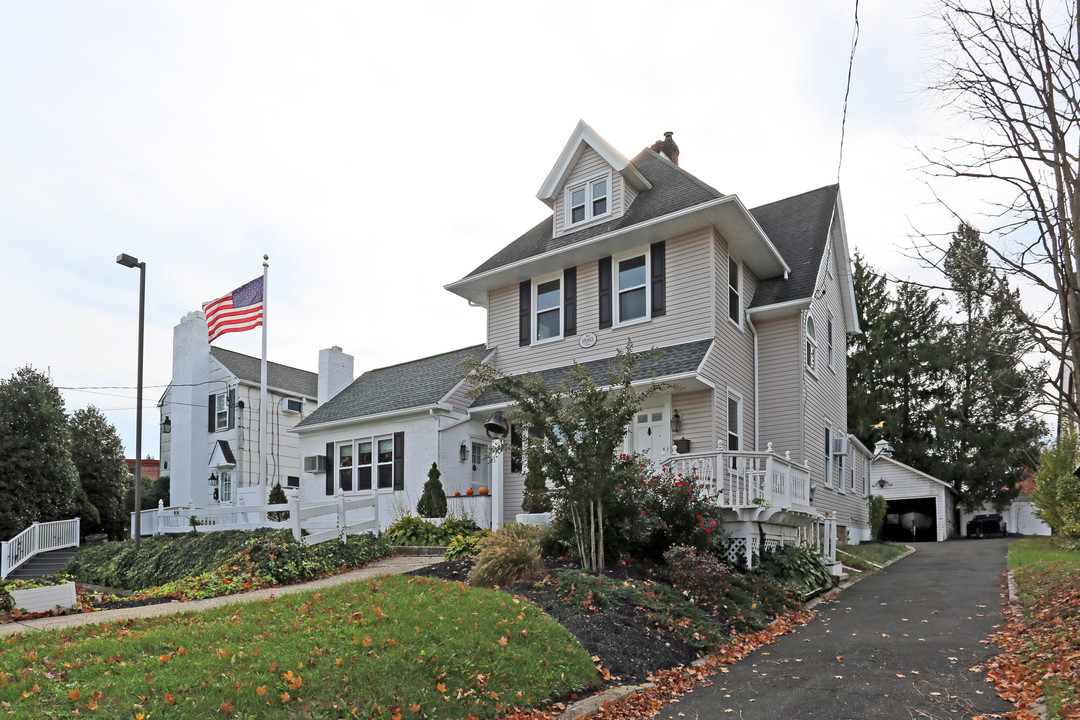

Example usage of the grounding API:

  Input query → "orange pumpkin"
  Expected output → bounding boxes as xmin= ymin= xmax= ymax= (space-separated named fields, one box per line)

xmin=454 ymin=491 xmax=461 ymax=496
xmin=466 ymin=488 xmax=474 ymax=496
xmin=478 ymin=486 xmax=489 ymax=495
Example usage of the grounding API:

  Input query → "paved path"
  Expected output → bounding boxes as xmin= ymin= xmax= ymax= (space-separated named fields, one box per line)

xmin=0 ymin=554 xmax=438 ymax=637
xmin=664 ymin=539 xmax=1014 ymax=720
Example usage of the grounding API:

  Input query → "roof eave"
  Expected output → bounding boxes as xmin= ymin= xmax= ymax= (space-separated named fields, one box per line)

xmin=536 ymin=120 xmax=652 ymax=206
xmin=746 ymin=297 xmax=813 ymax=321
xmin=832 ymin=190 xmax=862 ymax=334
xmin=446 ymin=196 xmax=790 ymax=306
xmin=291 ymin=403 xmax=449 ymax=435
xmin=469 ymin=371 xmax=712 ymax=414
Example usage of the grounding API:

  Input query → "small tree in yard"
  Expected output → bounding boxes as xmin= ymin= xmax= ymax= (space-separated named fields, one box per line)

xmin=464 ymin=343 xmax=669 ymax=572
xmin=69 ymin=405 xmax=129 ymax=538
xmin=416 ymin=462 xmax=447 ymax=518
xmin=267 ymin=482 xmax=289 ymax=522
xmin=1033 ymin=429 xmax=1080 ymax=540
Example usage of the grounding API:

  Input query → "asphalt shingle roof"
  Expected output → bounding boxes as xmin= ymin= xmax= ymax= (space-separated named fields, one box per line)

xmin=210 ymin=347 xmax=318 ymax=398
xmin=470 ymin=338 xmax=714 ymax=408
xmin=748 ymin=184 xmax=838 ymax=308
xmin=296 ymin=344 xmax=490 ymax=428
xmin=464 ymin=150 xmax=724 ymax=279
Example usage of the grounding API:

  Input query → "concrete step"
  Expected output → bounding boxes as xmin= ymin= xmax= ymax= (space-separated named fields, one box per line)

xmin=4 ymin=547 xmax=80 ymax=581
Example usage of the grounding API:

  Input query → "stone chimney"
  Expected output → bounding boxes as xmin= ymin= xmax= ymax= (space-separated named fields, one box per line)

xmin=650 ymin=131 xmax=680 ymax=165
xmin=318 ymin=346 xmax=354 ymax=406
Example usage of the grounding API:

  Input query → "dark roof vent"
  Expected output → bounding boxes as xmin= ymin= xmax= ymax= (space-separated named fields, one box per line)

xmin=650 ymin=131 xmax=680 ymax=165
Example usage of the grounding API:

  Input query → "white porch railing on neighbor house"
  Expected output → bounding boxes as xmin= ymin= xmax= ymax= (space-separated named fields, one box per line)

xmin=2 ymin=518 xmax=81 ymax=579
xmin=662 ymin=442 xmax=812 ymax=512
xmin=130 ymin=490 xmax=380 ymax=547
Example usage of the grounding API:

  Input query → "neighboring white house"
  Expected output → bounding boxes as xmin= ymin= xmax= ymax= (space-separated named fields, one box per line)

xmin=960 ymin=497 xmax=1051 ymax=537
xmin=291 ymin=121 xmax=874 ymax=557
xmin=159 ymin=311 xmax=353 ymax=510
xmin=872 ymin=454 xmax=958 ymax=542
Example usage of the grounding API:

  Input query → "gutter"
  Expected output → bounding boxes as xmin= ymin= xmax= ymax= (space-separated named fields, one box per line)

xmin=291 ymin=403 xmax=452 ymax=435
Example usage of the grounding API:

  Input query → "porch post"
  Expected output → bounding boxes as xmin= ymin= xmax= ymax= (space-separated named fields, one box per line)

xmin=287 ymin=488 xmax=302 ymax=541
xmin=743 ymin=521 xmax=754 ymax=568
xmin=490 ymin=447 xmax=504 ymax=532
xmin=1 ymin=540 xmax=9 ymax=579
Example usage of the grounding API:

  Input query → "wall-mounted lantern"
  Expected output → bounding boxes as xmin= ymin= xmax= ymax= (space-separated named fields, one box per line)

xmin=670 ymin=409 xmax=682 ymax=434
xmin=459 ymin=441 xmax=469 ymax=463
xmin=161 ymin=416 xmax=171 ymax=434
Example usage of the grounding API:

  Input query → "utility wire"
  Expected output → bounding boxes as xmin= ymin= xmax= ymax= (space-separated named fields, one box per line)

xmin=837 ymin=0 xmax=861 ymax=183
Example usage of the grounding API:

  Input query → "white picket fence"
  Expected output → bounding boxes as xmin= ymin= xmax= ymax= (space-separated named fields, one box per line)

xmin=1 ymin=518 xmax=81 ymax=579
xmin=131 ymin=489 xmax=378 ymax=546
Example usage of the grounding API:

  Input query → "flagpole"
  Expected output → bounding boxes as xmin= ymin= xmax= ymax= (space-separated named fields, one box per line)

xmin=259 ymin=255 xmax=269 ymax=503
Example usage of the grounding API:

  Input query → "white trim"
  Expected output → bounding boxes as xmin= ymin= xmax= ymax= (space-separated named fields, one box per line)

xmin=564 ymin=170 xmax=613 ymax=230
xmin=612 ymin=246 xmax=651 ymax=326
xmin=290 ymin=404 xmax=442 ymax=434
xmin=745 ymin=297 xmax=813 ymax=318
xmin=831 ymin=190 xmax=861 ymax=334
xmin=823 ymin=419 xmax=834 ymax=488
xmin=876 ymin=455 xmax=956 ymax=491
xmin=537 ymin=120 xmax=651 ymax=204
xmin=438 ymin=349 xmax=498 ymax=406
xmin=726 ymin=388 xmax=743 ymax=453
xmin=532 ymin=272 xmax=563 ymax=344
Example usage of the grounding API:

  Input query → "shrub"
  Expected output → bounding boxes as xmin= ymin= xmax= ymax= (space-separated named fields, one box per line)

xmin=444 ymin=530 xmax=491 ymax=560
xmin=662 ymin=545 xmax=732 ymax=601
xmin=1033 ymin=430 xmax=1080 ymax=538
xmin=416 ymin=463 xmax=448 ymax=518
xmin=637 ymin=461 xmax=726 ymax=554
xmin=755 ymin=544 xmax=833 ymax=596
xmin=868 ymin=494 xmax=888 ymax=539
xmin=382 ymin=515 xmax=483 ymax=546
xmin=267 ymin=482 xmax=289 ymax=522
xmin=469 ymin=523 xmax=544 ymax=588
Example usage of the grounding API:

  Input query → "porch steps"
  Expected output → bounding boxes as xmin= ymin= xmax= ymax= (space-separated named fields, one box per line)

xmin=4 ymin=547 xmax=80 ymax=581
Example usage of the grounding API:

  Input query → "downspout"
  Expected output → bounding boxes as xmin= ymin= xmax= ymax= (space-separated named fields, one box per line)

xmin=747 ymin=315 xmax=760 ymax=451
xmin=429 ymin=409 xmax=441 ymax=467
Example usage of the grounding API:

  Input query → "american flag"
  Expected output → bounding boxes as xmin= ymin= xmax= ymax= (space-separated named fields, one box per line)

xmin=202 ymin=276 xmax=264 ymax=342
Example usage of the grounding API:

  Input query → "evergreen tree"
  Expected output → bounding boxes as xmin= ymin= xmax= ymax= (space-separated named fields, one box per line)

xmin=69 ymin=405 xmax=129 ymax=538
xmin=848 ymin=251 xmax=893 ymax=447
xmin=0 ymin=366 xmax=80 ymax=538
xmin=416 ymin=462 xmax=447 ymax=518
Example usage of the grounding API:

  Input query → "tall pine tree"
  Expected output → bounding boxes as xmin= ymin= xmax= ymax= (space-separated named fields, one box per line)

xmin=69 ymin=405 xmax=129 ymax=538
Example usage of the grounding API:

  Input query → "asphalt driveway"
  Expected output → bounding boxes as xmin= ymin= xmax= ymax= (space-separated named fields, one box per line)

xmin=663 ymin=539 xmax=1014 ymax=720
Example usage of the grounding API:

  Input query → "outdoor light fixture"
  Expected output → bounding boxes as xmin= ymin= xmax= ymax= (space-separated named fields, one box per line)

xmin=876 ymin=478 xmax=893 ymax=488
xmin=161 ymin=416 xmax=171 ymax=434
xmin=670 ymin=409 xmax=682 ymax=433
xmin=484 ymin=411 xmax=509 ymax=439
xmin=459 ymin=441 xmax=469 ymax=462
xmin=809 ymin=482 xmax=817 ymax=502
xmin=117 ymin=253 xmax=146 ymax=550
xmin=208 ymin=473 xmax=219 ymax=487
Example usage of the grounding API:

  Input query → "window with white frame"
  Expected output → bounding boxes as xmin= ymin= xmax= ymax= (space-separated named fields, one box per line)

xmin=806 ymin=316 xmax=817 ymax=372
xmin=566 ymin=174 xmax=610 ymax=227
xmin=616 ymin=252 xmax=648 ymax=324
xmin=824 ymin=422 xmax=833 ymax=487
xmin=534 ymin=277 xmax=562 ymax=342
xmin=214 ymin=392 xmax=229 ymax=431
xmin=727 ymin=392 xmax=742 ymax=451
xmin=357 ymin=441 xmax=373 ymax=490
xmin=837 ymin=446 xmax=846 ymax=493
xmin=219 ymin=470 xmax=233 ymax=503
xmin=338 ymin=443 xmax=354 ymax=492
xmin=863 ymin=457 xmax=870 ymax=496
xmin=729 ymin=258 xmax=741 ymax=326
xmin=338 ymin=439 xmax=385 ymax=492
xmin=376 ymin=438 xmax=394 ymax=489
xmin=827 ymin=312 xmax=835 ymax=369
xmin=850 ymin=450 xmax=857 ymax=492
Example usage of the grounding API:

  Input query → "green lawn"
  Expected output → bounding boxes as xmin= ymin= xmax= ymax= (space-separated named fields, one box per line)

xmin=1006 ymin=536 xmax=1080 ymax=717
xmin=836 ymin=542 xmax=908 ymax=572
xmin=0 ymin=575 xmax=598 ymax=720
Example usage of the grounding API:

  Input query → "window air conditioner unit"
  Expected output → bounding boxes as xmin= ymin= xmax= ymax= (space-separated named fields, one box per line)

xmin=831 ymin=438 xmax=850 ymax=456
xmin=303 ymin=455 xmax=326 ymax=473
xmin=281 ymin=398 xmax=303 ymax=414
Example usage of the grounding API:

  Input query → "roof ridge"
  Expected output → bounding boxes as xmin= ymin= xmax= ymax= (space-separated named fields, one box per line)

xmin=364 ymin=344 xmax=488 ymax=374
xmin=751 ymin=183 xmax=839 ymax=213
xmin=209 ymin=346 xmax=316 ymax=377
xmin=631 ymin=148 xmax=725 ymax=200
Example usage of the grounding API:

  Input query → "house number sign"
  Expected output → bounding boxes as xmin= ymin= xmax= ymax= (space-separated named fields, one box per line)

xmin=579 ymin=332 xmax=597 ymax=348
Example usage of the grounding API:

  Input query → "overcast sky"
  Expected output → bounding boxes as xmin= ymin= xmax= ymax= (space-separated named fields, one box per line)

xmin=1 ymin=1 xmax=962 ymax=457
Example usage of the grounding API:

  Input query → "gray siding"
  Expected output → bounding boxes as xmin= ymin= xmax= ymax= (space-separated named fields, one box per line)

xmin=487 ymin=227 xmax=715 ymax=376
xmin=552 ymin=146 xmax=628 ymax=239
xmin=671 ymin=388 xmax=714 ymax=456
xmin=755 ymin=315 xmax=804 ymax=458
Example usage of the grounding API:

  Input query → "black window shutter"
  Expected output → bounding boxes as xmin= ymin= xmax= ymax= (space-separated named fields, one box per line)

xmin=598 ymin=257 xmax=612 ymax=329
xmin=227 ymin=388 xmax=236 ymax=429
xmin=208 ymin=394 xmax=215 ymax=432
xmin=519 ymin=281 xmax=531 ymax=347
xmin=563 ymin=267 xmax=577 ymax=336
xmin=325 ymin=441 xmax=335 ymax=495
xmin=393 ymin=432 xmax=405 ymax=491
xmin=651 ymin=241 xmax=666 ymax=317
xmin=510 ymin=424 xmax=523 ymax=474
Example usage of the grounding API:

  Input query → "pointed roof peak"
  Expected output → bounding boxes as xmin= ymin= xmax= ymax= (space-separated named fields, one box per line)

xmin=536 ymin=120 xmax=651 ymax=207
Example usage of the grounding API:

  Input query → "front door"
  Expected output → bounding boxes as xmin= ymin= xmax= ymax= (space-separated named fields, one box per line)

xmin=471 ymin=441 xmax=490 ymax=490
xmin=633 ymin=407 xmax=669 ymax=467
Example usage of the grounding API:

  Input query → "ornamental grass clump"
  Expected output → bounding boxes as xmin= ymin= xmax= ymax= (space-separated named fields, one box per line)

xmin=469 ymin=523 xmax=544 ymax=588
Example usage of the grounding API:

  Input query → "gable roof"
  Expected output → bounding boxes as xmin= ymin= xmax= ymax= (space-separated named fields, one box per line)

xmin=748 ymin=185 xmax=838 ymax=309
xmin=878 ymin=455 xmax=956 ymax=492
xmin=296 ymin=344 xmax=490 ymax=429
xmin=536 ymin=120 xmax=652 ymax=206
xmin=210 ymin=347 xmax=318 ymax=398
xmin=470 ymin=338 xmax=713 ymax=408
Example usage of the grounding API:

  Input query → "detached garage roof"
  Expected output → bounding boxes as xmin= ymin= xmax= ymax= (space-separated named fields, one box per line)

xmin=876 ymin=456 xmax=955 ymax=492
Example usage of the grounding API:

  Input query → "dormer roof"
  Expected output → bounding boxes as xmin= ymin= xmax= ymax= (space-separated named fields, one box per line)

xmin=536 ymin=119 xmax=652 ymax=207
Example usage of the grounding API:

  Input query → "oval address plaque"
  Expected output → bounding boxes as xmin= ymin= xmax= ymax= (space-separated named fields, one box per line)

xmin=579 ymin=332 xmax=597 ymax=349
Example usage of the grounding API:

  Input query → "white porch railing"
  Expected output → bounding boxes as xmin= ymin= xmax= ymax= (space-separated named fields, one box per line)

xmin=662 ymin=441 xmax=812 ymax=512
xmin=803 ymin=515 xmax=838 ymax=565
xmin=2 ymin=518 xmax=81 ymax=579
xmin=130 ymin=490 xmax=380 ymax=546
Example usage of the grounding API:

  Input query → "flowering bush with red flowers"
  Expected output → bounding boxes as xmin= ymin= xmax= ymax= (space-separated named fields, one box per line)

xmin=636 ymin=462 xmax=727 ymax=555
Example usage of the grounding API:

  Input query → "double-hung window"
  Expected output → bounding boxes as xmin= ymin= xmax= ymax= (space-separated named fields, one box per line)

xmin=376 ymin=438 xmax=394 ymax=489
xmin=729 ymin=258 xmax=741 ymax=326
xmin=338 ymin=443 xmax=354 ymax=492
xmin=356 ymin=441 xmax=373 ymax=490
xmin=534 ymin=277 xmax=562 ymax=342
xmin=214 ymin=392 xmax=228 ymax=431
xmin=566 ymin=174 xmax=610 ymax=227
xmin=824 ymin=422 xmax=833 ymax=487
xmin=727 ymin=392 xmax=742 ymax=452
xmin=338 ymin=439 xmax=386 ymax=491
xmin=827 ymin=312 xmax=835 ymax=369
xmin=616 ymin=252 xmax=648 ymax=324
xmin=806 ymin=316 xmax=817 ymax=372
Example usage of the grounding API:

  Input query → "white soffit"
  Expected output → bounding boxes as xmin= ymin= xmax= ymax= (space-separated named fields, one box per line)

xmin=536 ymin=119 xmax=651 ymax=206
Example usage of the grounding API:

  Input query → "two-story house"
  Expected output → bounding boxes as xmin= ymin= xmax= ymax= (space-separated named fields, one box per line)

xmin=293 ymin=121 xmax=872 ymax=555
xmin=159 ymin=310 xmax=353 ymax=511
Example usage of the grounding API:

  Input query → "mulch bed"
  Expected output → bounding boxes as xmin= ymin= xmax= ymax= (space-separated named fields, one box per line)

xmin=408 ymin=557 xmax=698 ymax=682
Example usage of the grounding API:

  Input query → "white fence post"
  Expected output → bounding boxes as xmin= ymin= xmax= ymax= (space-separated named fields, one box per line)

xmin=289 ymin=490 xmax=302 ymax=542
xmin=1 ymin=541 xmax=8 ymax=579
xmin=336 ymin=488 xmax=346 ymax=542
xmin=75 ymin=517 xmax=81 ymax=545
xmin=29 ymin=522 xmax=39 ymax=555
xmin=372 ymin=493 xmax=381 ymax=535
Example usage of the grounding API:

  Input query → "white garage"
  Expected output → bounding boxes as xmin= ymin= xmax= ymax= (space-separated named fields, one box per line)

xmin=872 ymin=456 xmax=958 ymax=542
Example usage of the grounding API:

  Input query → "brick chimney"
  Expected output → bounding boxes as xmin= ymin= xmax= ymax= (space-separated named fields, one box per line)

xmin=650 ymin=131 xmax=680 ymax=165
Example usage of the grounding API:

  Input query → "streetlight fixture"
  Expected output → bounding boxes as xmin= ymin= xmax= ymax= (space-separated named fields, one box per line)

xmin=117 ymin=253 xmax=145 ymax=550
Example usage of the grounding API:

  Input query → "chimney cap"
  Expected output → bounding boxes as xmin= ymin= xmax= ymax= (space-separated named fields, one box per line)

xmin=650 ymin=131 xmax=680 ymax=165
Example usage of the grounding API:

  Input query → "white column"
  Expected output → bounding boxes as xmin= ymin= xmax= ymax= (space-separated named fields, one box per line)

xmin=490 ymin=447 xmax=504 ymax=532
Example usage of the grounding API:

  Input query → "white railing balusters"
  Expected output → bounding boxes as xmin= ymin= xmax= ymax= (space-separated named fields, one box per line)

xmin=2 ymin=518 xmax=81 ymax=578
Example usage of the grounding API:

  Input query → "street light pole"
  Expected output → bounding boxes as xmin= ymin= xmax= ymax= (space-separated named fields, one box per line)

xmin=117 ymin=253 xmax=145 ymax=550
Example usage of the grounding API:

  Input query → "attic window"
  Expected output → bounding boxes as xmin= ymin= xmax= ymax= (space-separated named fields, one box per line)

xmin=566 ymin=174 xmax=610 ymax=228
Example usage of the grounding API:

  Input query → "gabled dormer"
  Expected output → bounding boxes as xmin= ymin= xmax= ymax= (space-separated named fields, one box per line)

xmin=537 ymin=120 xmax=653 ymax=239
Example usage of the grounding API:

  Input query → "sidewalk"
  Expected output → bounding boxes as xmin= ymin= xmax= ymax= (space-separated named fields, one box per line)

xmin=0 ymin=554 xmax=439 ymax=637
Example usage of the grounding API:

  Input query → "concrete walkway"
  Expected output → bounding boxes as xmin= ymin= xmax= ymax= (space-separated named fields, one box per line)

xmin=0 ymin=554 xmax=438 ymax=637
xmin=663 ymin=539 xmax=1014 ymax=720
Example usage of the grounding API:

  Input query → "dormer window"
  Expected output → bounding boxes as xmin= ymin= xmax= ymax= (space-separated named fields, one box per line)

xmin=566 ymin=174 xmax=610 ymax=228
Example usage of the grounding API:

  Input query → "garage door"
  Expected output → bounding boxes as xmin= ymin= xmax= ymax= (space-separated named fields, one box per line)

xmin=882 ymin=497 xmax=938 ymax=542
